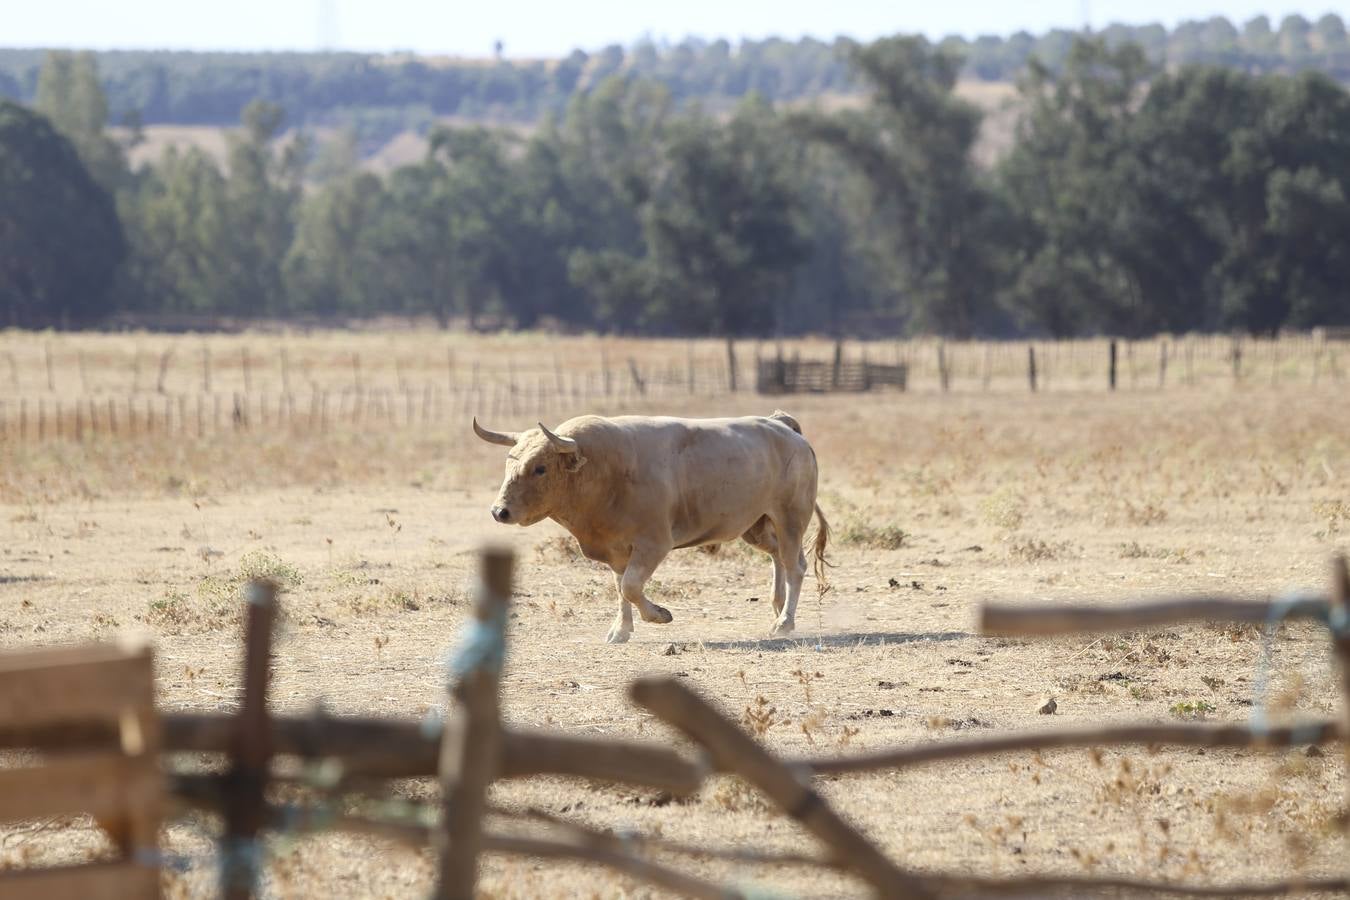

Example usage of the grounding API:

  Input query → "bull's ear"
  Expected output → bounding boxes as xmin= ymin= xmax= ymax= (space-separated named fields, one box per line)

xmin=563 ymin=452 xmax=587 ymax=472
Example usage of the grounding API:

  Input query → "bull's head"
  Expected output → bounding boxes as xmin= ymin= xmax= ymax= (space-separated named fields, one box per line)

xmin=473 ymin=418 xmax=587 ymax=526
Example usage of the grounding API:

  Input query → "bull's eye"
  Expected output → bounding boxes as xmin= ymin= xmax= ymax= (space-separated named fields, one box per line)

xmin=533 ymin=465 xmax=547 ymax=476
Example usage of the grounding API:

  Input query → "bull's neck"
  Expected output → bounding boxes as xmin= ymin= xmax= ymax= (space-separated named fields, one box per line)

xmin=546 ymin=463 xmax=610 ymax=537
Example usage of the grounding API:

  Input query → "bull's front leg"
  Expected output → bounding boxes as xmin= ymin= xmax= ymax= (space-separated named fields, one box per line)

xmin=607 ymin=591 xmax=634 ymax=644
xmin=606 ymin=549 xmax=672 ymax=643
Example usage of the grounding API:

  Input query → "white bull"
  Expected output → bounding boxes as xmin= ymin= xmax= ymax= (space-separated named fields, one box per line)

xmin=473 ymin=410 xmax=829 ymax=642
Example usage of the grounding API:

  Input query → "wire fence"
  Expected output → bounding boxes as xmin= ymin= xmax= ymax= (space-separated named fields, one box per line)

xmin=0 ymin=332 xmax=1344 ymax=442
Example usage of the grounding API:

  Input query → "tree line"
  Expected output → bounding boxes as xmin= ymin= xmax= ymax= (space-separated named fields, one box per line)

xmin=0 ymin=14 xmax=1347 ymax=142
xmin=2 ymin=37 xmax=1349 ymax=337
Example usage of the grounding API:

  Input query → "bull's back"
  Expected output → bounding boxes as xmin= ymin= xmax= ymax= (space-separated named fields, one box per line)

xmin=578 ymin=414 xmax=813 ymax=545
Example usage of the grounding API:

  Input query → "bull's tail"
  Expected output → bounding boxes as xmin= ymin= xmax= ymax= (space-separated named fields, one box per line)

xmin=810 ymin=503 xmax=832 ymax=587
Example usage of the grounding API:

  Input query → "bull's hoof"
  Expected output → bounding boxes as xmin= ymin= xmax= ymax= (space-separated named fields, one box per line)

xmin=642 ymin=604 xmax=674 ymax=624
xmin=770 ymin=617 xmax=795 ymax=637
xmin=606 ymin=626 xmax=632 ymax=644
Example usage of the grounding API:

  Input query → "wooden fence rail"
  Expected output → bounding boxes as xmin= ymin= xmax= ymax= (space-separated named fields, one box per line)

xmin=3 ymin=553 xmax=1350 ymax=897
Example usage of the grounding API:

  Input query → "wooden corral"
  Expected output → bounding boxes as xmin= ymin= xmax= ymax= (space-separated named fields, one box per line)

xmin=0 ymin=641 xmax=162 ymax=899
xmin=3 ymin=551 xmax=1350 ymax=897
xmin=756 ymin=355 xmax=909 ymax=395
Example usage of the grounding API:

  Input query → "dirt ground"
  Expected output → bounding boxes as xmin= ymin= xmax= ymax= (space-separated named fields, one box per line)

xmin=2 ymin=352 xmax=1349 ymax=898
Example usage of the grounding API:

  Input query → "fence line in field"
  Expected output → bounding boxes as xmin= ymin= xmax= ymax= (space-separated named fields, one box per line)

xmin=4 ymin=549 xmax=1350 ymax=897
xmin=0 ymin=333 xmax=1345 ymax=443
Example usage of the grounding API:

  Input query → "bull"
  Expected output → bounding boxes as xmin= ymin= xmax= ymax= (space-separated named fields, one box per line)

xmin=473 ymin=410 xmax=829 ymax=643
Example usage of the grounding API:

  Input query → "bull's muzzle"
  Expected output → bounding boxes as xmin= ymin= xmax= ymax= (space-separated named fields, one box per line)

xmin=491 ymin=505 xmax=511 ymax=523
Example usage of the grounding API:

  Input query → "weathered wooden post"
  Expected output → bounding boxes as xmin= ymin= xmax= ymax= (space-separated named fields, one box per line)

xmin=436 ymin=548 xmax=513 ymax=899
xmin=1108 ymin=340 xmax=1118 ymax=391
xmin=627 ymin=359 xmax=646 ymax=396
xmin=937 ymin=342 xmax=949 ymax=393
xmin=725 ymin=338 xmax=738 ymax=393
xmin=832 ymin=339 xmax=844 ymax=390
xmin=630 ymin=677 xmax=934 ymax=899
xmin=1027 ymin=345 xmax=1037 ymax=393
xmin=156 ymin=350 xmax=173 ymax=394
xmin=1324 ymin=554 xmax=1350 ymax=828
xmin=222 ymin=579 xmax=278 ymax=900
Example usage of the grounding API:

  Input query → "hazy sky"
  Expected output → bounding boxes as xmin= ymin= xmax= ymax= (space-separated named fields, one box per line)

xmin=3 ymin=1 xmax=1336 ymax=57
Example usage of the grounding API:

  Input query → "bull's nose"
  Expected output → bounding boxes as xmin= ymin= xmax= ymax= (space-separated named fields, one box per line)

xmin=491 ymin=506 xmax=510 ymax=523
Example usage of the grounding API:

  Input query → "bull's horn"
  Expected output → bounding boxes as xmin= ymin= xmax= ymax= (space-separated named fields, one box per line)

xmin=473 ymin=417 xmax=518 ymax=447
xmin=538 ymin=422 xmax=579 ymax=454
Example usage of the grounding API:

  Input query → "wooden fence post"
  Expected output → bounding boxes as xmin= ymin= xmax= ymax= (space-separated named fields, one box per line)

xmin=436 ymin=547 xmax=513 ymax=899
xmin=156 ymin=350 xmax=173 ymax=394
xmin=832 ymin=339 xmax=844 ymax=390
xmin=937 ymin=342 xmax=949 ymax=393
xmin=1158 ymin=341 xmax=1168 ymax=389
xmin=221 ymin=579 xmax=278 ymax=900
xmin=1312 ymin=330 xmax=1323 ymax=388
xmin=627 ymin=359 xmax=646 ymax=396
xmin=1108 ymin=340 xmax=1118 ymax=391
xmin=725 ymin=338 xmax=737 ymax=393
xmin=1027 ymin=345 xmax=1037 ymax=393
xmin=45 ymin=343 xmax=54 ymax=392
xmin=1328 ymin=555 xmax=1350 ymax=821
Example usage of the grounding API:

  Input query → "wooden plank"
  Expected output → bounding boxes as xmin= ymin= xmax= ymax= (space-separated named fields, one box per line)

xmin=0 ymin=643 xmax=153 ymax=728
xmin=0 ymin=861 xmax=158 ymax=900
xmin=0 ymin=754 xmax=140 ymax=822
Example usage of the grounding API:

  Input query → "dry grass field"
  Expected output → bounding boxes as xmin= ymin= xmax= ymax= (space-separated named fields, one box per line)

xmin=1 ymin=330 xmax=1349 ymax=898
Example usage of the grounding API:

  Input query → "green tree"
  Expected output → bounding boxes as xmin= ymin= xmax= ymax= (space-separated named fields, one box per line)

xmin=793 ymin=37 xmax=1005 ymax=337
xmin=218 ymin=101 xmax=305 ymax=316
xmin=117 ymin=146 xmax=231 ymax=313
xmin=0 ymin=101 xmax=125 ymax=326
xmin=33 ymin=50 xmax=127 ymax=190
xmin=283 ymin=170 xmax=388 ymax=316
xmin=639 ymin=98 xmax=810 ymax=334
xmin=997 ymin=39 xmax=1163 ymax=336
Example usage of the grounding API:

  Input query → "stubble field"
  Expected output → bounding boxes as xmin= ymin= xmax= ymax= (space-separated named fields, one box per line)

xmin=1 ymin=331 xmax=1348 ymax=898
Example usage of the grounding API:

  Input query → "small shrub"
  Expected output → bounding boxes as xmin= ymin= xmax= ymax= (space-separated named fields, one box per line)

xmin=237 ymin=550 xmax=303 ymax=588
xmin=1314 ymin=500 xmax=1350 ymax=537
xmin=1118 ymin=542 xmax=1203 ymax=564
xmin=1169 ymin=699 xmax=1216 ymax=719
xmin=1123 ymin=500 xmax=1168 ymax=526
xmin=1009 ymin=538 xmax=1076 ymax=562
xmin=980 ymin=487 xmax=1026 ymax=531
xmin=740 ymin=695 xmax=777 ymax=738
xmin=838 ymin=520 xmax=907 ymax=550
xmin=708 ymin=776 xmax=772 ymax=813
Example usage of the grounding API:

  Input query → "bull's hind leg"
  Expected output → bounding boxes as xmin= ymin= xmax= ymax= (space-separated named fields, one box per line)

xmin=768 ymin=514 xmax=809 ymax=637
xmin=741 ymin=516 xmax=786 ymax=619
xmin=606 ymin=546 xmax=673 ymax=643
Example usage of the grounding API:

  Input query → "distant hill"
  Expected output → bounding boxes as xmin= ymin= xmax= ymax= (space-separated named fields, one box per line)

xmin=2 ymin=14 xmax=1346 ymax=155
